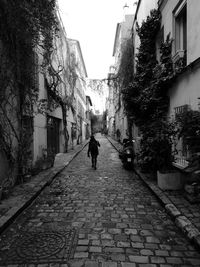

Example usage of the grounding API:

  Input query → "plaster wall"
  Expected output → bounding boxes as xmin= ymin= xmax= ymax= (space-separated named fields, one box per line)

xmin=160 ymin=0 xmax=200 ymax=115
xmin=187 ymin=0 xmax=200 ymax=64
xmin=161 ymin=0 xmax=200 ymax=63
xmin=168 ymin=67 xmax=200 ymax=117
xmin=33 ymin=66 xmax=47 ymax=163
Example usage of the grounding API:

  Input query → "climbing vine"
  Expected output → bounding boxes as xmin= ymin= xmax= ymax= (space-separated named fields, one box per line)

xmin=0 ymin=0 xmax=58 ymax=185
xmin=44 ymin=40 xmax=81 ymax=152
xmin=117 ymin=9 xmax=181 ymax=171
xmin=122 ymin=9 xmax=161 ymax=126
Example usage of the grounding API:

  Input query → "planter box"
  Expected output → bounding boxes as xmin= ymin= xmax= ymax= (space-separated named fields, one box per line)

xmin=157 ymin=170 xmax=183 ymax=190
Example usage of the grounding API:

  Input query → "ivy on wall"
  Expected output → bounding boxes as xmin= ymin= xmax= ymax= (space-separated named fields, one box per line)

xmin=0 ymin=0 xmax=58 ymax=184
xmin=122 ymin=9 xmax=162 ymax=126
xmin=118 ymin=9 xmax=180 ymax=171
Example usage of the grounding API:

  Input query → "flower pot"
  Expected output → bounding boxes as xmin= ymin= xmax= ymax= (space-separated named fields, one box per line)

xmin=157 ymin=170 xmax=183 ymax=190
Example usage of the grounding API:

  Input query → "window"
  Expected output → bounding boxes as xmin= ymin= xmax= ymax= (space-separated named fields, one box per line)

xmin=174 ymin=1 xmax=187 ymax=52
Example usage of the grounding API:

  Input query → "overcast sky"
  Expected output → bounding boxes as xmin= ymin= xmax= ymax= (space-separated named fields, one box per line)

xmin=57 ymin=0 xmax=136 ymax=80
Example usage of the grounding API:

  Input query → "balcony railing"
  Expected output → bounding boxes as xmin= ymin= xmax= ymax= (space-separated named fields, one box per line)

xmin=173 ymin=154 xmax=189 ymax=169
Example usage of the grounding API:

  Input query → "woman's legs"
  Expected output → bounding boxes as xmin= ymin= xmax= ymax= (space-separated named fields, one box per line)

xmin=91 ymin=156 xmax=95 ymax=167
xmin=91 ymin=155 xmax=97 ymax=169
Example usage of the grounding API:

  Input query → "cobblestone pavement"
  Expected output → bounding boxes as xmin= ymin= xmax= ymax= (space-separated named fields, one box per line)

xmin=106 ymin=136 xmax=200 ymax=247
xmin=0 ymin=135 xmax=200 ymax=266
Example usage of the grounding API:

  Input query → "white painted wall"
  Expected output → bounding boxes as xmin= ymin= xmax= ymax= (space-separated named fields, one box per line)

xmin=33 ymin=62 xmax=47 ymax=163
xmin=160 ymin=0 xmax=200 ymax=117
xmin=160 ymin=0 xmax=200 ymax=63
xmin=187 ymin=0 xmax=200 ymax=64
xmin=169 ymin=67 xmax=200 ymax=117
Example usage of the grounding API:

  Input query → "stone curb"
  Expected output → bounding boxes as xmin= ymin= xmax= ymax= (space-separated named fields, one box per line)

xmin=0 ymin=141 xmax=88 ymax=235
xmin=106 ymin=136 xmax=200 ymax=251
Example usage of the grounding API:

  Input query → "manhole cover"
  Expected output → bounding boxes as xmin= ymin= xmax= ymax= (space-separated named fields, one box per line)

xmin=16 ymin=232 xmax=65 ymax=259
xmin=0 ymin=229 xmax=77 ymax=264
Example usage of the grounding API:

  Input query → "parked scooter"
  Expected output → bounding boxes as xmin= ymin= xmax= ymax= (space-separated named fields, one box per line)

xmin=119 ymin=138 xmax=135 ymax=169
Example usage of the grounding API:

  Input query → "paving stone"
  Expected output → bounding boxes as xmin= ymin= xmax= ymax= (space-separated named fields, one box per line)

xmin=144 ymin=243 xmax=159 ymax=249
xmin=140 ymin=230 xmax=153 ymax=236
xmin=146 ymin=236 xmax=160 ymax=243
xmin=131 ymin=242 xmax=144 ymax=248
xmin=108 ymin=228 xmax=122 ymax=235
xmin=79 ymin=234 xmax=86 ymax=239
xmin=88 ymin=234 xmax=99 ymax=240
xmin=138 ymin=265 xmax=156 ymax=267
xmin=155 ymin=250 xmax=169 ymax=256
xmin=101 ymin=233 xmax=112 ymax=239
xmin=70 ymin=260 xmax=85 ymax=267
xmin=159 ymin=245 xmax=172 ymax=250
xmin=104 ymin=247 xmax=124 ymax=253
xmin=110 ymin=254 xmax=126 ymax=261
xmin=124 ymin=229 xmax=137 ymax=235
xmin=175 ymin=216 xmax=192 ymax=229
xmin=165 ymin=204 xmax=181 ymax=218
xmin=150 ymin=256 xmax=165 ymax=264
xmin=76 ymin=246 xmax=88 ymax=252
xmin=92 ymin=240 xmax=101 ymax=246
xmin=102 ymin=262 xmax=117 ymax=267
xmin=117 ymin=223 xmax=128 ymax=228
xmin=170 ymin=251 xmax=184 ymax=257
xmin=117 ymin=241 xmax=131 ymax=248
xmin=74 ymin=252 xmax=89 ymax=258
xmin=166 ymin=257 xmax=183 ymax=264
xmin=89 ymin=246 xmax=102 ymax=253
xmin=78 ymin=239 xmax=90 ymax=245
xmin=140 ymin=249 xmax=154 ymax=256
xmin=114 ymin=234 xmax=128 ymax=241
xmin=102 ymin=240 xmax=115 ymax=247
xmin=121 ymin=263 xmax=136 ymax=267
xmin=129 ymin=255 xmax=149 ymax=263
xmin=85 ymin=260 xmax=99 ymax=267
xmin=130 ymin=235 xmax=144 ymax=242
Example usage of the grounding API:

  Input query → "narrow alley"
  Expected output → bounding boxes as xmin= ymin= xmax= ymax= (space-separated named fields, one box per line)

xmin=0 ymin=135 xmax=200 ymax=266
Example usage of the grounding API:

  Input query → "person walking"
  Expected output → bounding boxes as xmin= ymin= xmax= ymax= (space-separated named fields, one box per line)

xmin=87 ymin=135 xmax=100 ymax=169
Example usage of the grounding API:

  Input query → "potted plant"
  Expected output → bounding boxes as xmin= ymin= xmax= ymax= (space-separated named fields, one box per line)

xmin=138 ymin=118 xmax=182 ymax=190
xmin=154 ymin=119 xmax=183 ymax=190
xmin=175 ymin=109 xmax=200 ymax=197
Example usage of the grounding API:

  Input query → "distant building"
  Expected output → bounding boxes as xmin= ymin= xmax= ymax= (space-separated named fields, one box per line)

xmin=67 ymin=39 xmax=88 ymax=144
xmin=107 ymin=13 xmax=134 ymax=142
xmin=86 ymin=95 xmax=93 ymax=139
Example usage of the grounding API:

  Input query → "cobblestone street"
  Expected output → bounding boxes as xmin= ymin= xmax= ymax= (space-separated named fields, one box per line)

xmin=0 ymin=135 xmax=200 ymax=266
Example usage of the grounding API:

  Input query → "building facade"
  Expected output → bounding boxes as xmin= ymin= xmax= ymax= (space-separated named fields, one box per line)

xmin=158 ymin=0 xmax=200 ymax=167
xmin=0 ymin=7 xmax=90 ymax=188
xmin=67 ymin=39 xmax=88 ymax=145
xmin=107 ymin=13 xmax=134 ymax=142
xmin=107 ymin=0 xmax=200 ymax=166
xmin=85 ymin=96 xmax=93 ymax=139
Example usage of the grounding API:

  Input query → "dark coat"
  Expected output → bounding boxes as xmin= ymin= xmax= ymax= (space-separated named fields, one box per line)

xmin=88 ymin=138 xmax=100 ymax=156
